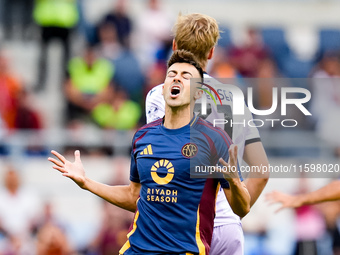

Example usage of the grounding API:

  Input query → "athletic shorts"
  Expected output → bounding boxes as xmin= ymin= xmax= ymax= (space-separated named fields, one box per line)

xmin=210 ymin=223 xmax=244 ymax=255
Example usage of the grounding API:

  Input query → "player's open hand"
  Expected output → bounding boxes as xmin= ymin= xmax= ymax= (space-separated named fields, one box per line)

xmin=48 ymin=150 xmax=87 ymax=189
xmin=266 ymin=191 xmax=303 ymax=213
xmin=219 ymin=144 xmax=239 ymax=182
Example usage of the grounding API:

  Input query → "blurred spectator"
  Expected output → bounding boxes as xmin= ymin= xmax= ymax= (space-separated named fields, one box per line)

xmin=292 ymin=177 xmax=326 ymax=255
xmin=255 ymin=58 xmax=280 ymax=110
xmin=0 ymin=114 xmax=6 ymax=139
xmin=76 ymin=0 xmax=97 ymax=45
xmin=112 ymin=49 xmax=145 ymax=103
xmin=96 ymin=22 xmax=123 ymax=61
xmin=209 ymin=46 xmax=238 ymax=78
xmin=33 ymin=0 xmax=79 ymax=91
xmin=0 ymin=50 xmax=23 ymax=129
xmin=98 ymin=0 xmax=132 ymax=48
xmin=14 ymin=89 xmax=46 ymax=156
xmin=34 ymin=201 xmax=72 ymax=255
xmin=0 ymin=166 xmax=42 ymax=254
xmin=318 ymin=201 xmax=340 ymax=255
xmin=155 ymin=39 xmax=173 ymax=65
xmin=86 ymin=201 xmax=132 ymax=255
xmin=96 ymin=18 xmax=144 ymax=102
xmin=257 ymin=58 xmax=280 ymax=78
xmin=36 ymin=222 xmax=71 ymax=255
xmin=91 ymin=86 xmax=141 ymax=130
xmin=14 ymin=89 xmax=43 ymax=130
xmin=229 ymin=27 xmax=269 ymax=77
xmin=0 ymin=114 xmax=8 ymax=155
xmin=234 ymin=58 xmax=285 ymax=131
xmin=310 ymin=53 xmax=340 ymax=156
xmin=1 ymin=0 xmax=34 ymax=40
xmin=33 ymin=202 xmax=66 ymax=234
xmin=83 ymin=156 xmax=132 ymax=254
xmin=64 ymin=46 xmax=114 ymax=127
xmin=144 ymin=62 xmax=167 ymax=97
xmin=310 ymin=52 xmax=340 ymax=119
xmin=134 ymin=0 xmax=173 ymax=69
xmin=110 ymin=156 xmax=130 ymax=184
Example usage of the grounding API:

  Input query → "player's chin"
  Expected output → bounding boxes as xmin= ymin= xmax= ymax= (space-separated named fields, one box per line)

xmin=165 ymin=98 xmax=181 ymax=107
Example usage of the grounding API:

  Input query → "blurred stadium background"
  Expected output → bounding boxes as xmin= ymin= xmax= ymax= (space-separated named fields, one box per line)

xmin=0 ymin=0 xmax=340 ymax=254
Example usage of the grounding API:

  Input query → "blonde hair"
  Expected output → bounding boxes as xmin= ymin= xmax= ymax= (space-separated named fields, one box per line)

xmin=173 ymin=13 xmax=220 ymax=68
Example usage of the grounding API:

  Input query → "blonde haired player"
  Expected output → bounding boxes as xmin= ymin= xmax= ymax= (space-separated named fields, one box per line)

xmin=145 ymin=13 xmax=269 ymax=255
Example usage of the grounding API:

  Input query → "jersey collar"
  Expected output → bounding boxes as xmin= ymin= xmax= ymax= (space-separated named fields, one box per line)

xmin=160 ymin=113 xmax=198 ymax=135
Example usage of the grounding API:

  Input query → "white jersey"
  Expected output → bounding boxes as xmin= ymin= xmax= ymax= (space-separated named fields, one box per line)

xmin=145 ymin=73 xmax=260 ymax=226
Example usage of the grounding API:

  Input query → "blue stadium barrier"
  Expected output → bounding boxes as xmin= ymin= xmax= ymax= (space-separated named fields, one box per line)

xmin=261 ymin=27 xmax=291 ymax=70
xmin=218 ymin=25 xmax=233 ymax=48
xmin=319 ymin=28 xmax=340 ymax=54
xmin=281 ymin=55 xmax=314 ymax=78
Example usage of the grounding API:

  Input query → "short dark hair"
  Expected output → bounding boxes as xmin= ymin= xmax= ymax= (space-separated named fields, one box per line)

xmin=167 ymin=50 xmax=204 ymax=80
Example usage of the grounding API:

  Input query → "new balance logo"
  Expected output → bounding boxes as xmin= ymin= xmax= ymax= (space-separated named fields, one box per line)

xmin=140 ymin=144 xmax=153 ymax=155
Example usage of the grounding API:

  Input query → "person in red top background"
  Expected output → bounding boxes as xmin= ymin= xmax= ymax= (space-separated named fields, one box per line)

xmin=0 ymin=50 xmax=22 ymax=129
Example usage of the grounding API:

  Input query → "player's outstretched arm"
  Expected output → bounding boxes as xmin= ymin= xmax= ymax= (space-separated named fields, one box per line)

xmin=267 ymin=180 xmax=340 ymax=212
xmin=243 ymin=142 xmax=269 ymax=207
xmin=48 ymin=150 xmax=141 ymax=212
xmin=221 ymin=145 xmax=251 ymax=218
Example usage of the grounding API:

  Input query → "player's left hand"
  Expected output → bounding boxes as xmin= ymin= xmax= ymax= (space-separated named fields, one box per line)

xmin=219 ymin=144 xmax=240 ymax=182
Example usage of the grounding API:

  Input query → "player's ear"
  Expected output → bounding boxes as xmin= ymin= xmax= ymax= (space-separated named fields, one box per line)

xmin=207 ymin=47 xmax=215 ymax=60
xmin=172 ymin=40 xmax=177 ymax=51
xmin=194 ymin=87 xmax=203 ymax=100
xmin=162 ymin=84 xmax=164 ymax=95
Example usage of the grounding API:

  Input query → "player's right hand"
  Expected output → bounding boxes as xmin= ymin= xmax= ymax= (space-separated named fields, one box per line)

xmin=219 ymin=144 xmax=240 ymax=183
xmin=48 ymin=150 xmax=87 ymax=189
xmin=266 ymin=191 xmax=303 ymax=212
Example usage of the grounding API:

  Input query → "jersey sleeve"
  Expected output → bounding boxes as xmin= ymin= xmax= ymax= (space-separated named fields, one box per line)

xmin=244 ymin=102 xmax=261 ymax=145
xmin=145 ymin=85 xmax=166 ymax=124
xmin=219 ymin=177 xmax=230 ymax=189
xmin=129 ymin=136 xmax=140 ymax=183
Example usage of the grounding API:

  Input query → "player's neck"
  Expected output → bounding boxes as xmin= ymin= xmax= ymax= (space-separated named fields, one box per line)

xmin=163 ymin=105 xmax=192 ymax=129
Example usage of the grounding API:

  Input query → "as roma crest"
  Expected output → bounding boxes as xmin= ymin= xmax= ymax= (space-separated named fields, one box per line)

xmin=181 ymin=143 xmax=198 ymax=158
